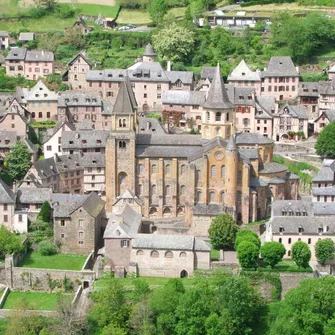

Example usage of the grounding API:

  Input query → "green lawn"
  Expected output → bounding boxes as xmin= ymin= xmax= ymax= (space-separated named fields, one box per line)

xmin=60 ymin=3 xmax=120 ymax=17
xmin=2 ymin=291 xmax=73 ymax=310
xmin=257 ymin=260 xmax=313 ymax=273
xmin=248 ymin=219 xmax=268 ymax=227
xmin=117 ymin=9 xmax=151 ymax=25
xmin=211 ymin=249 xmax=220 ymax=260
xmin=19 ymin=252 xmax=87 ymax=270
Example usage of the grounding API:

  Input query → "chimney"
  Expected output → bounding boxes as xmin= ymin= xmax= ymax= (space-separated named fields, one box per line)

xmin=13 ymin=181 xmax=17 ymax=193
xmin=167 ymin=60 xmax=171 ymax=72
xmin=54 ymin=153 xmax=58 ymax=162
xmin=75 ymin=132 xmax=80 ymax=139
xmin=146 ymin=121 xmax=151 ymax=130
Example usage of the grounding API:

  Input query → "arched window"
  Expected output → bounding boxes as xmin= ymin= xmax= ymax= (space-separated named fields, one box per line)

xmin=180 ymin=164 xmax=186 ymax=175
xmin=123 ymin=119 xmax=126 ymax=127
xmin=85 ymin=114 xmax=90 ymax=120
xmin=73 ymin=114 xmax=78 ymax=121
xmin=221 ymin=166 xmax=225 ymax=179
xmin=151 ymin=250 xmax=159 ymax=258
xmin=196 ymin=191 xmax=201 ymax=203
xmin=119 ymin=119 xmax=122 ymax=127
xmin=138 ymin=184 xmax=143 ymax=194
xmin=165 ymin=164 xmax=171 ymax=174
xmin=179 ymin=252 xmax=186 ymax=257
xmin=238 ymin=171 xmax=242 ymax=181
xmin=216 ymin=112 xmax=221 ymax=121
xmin=165 ymin=251 xmax=173 ymax=258
xmin=288 ymin=250 xmax=291 ymax=257
xmin=220 ymin=191 xmax=225 ymax=203
xmin=151 ymin=164 xmax=157 ymax=174
xmin=196 ymin=170 xmax=201 ymax=182
xmin=136 ymin=250 xmax=144 ymax=256
xmin=226 ymin=113 xmax=230 ymax=121
xmin=151 ymin=184 xmax=157 ymax=196
xmin=215 ymin=127 xmax=221 ymax=136
xmin=138 ymin=164 xmax=143 ymax=174
xmin=119 ymin=172 xmax=127 ymax=185
xmin=165 ymin=185 xmax=171 ymax=195
xmin=206 ymin=112 xmax=210 ymax=121
xmin=211 ymin=165 xmax=216 ymax=178
xmin=180 ymin=185 xmax=185 ymax=196
xmin=209 ymin=191 xmax=215 ymax=203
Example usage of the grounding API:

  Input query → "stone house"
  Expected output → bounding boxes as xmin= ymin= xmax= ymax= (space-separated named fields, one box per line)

xmin=0 ymin=31 xmax=9 ymax=50
xmin=43 ymin=121 xmax=76 ymax=159
xmin=318 ymin=80 xmax=335 ymax=111
xmin=53 ymin=192 xmax=105 ymax=255
xmin=0 ymin=131 xmax=17 ymax=161
xmin=0 ymin=179 xmax=16 ymax=231
xmin=273 ymin=104 xmax=308 ymax=141
xmin=22 ymin=81 xmax=58 ymax=121
xmin=261 ymin=56 xmax=299 ymax=101
xmin=255 ymin=96 xmax=277 ymax=139
xmin=5 ymin=48 xmax=54 ymax=79
xmin=328 ymin=64 xmax=335 ymax=81
xmin=313 ymin=110 xmax=335 ymax=134
xmin=19 ymin=32 xmax=35 ymax=43
xmin=81 ymin=153 xmax=105 ymax=194
xmin=228 ymin=59 xmax=262 ymax=95
xmin=72 ymin=18 xmax=93 ymax=35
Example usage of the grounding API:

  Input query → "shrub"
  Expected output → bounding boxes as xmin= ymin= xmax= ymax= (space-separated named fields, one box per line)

xmin=261 ymin=242 xmax=286 ymax=268
xmin=39 ymin=240 xmax=57 ymax=256
xmin=315 ymin=238 xmax=335 ymax=265
xmin=292 ymin=241 xmax=311 ymax=268
xmin=37 ymin=201 xmax=51 ymax=223
xmin=237 ymin=241 xmax=259 ymax=269
xmin=234 ymin=229 xmax=261 ymax=250
xmin=56 ymin=4 xmax=75 ymax=18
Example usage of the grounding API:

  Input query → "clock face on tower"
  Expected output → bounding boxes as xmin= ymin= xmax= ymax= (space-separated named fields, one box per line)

xmin=215 ymin=151 xmax=224 ymax=161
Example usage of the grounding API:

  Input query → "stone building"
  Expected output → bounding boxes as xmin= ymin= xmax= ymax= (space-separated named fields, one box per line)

xmin=0 ymin=31 xmax=9 ymax=50
xmin=53 ymin=192 xmax=105 ymax=254
xmin=5 ymin=48 xmax=54 ymax=79
xmin=104 ymin=63 xmax=298 ymax=235
xmin=313 ymin=110 xmax=335 ymax=134
xmin=0 ymin=179 xmax=16 ymax=231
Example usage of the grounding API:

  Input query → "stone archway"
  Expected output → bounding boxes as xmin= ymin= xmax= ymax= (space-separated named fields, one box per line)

xmin=180 ymin=270 xmax=188 ymax=278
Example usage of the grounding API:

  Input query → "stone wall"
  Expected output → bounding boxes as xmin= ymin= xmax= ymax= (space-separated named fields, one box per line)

xmin=279 ymin=272 xmax=316 ymax=297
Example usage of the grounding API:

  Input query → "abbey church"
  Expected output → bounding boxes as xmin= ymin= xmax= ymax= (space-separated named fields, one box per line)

xmin=105 ymin=63 xmax=299 ymax=233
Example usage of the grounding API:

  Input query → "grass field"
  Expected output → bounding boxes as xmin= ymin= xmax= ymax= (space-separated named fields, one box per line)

xmin=117 ymin=9 xmax=151 ymax=25
xmin=211 ymin=249 xmax=220 ymax=260
xmin=2 ymin=292 xmax=73 ymax=310
xmin=19 ymin=251 xmax=87 ymax=270
xmin=256 ymin=260 xmax=313 ymax=273
xmin=60 ymin=3 xmax=120 ymax=17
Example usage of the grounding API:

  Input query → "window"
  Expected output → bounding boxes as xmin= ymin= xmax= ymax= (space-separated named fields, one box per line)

xmin=298 ymin=227 xmax=303 ymax=233
xmin=308 ymin=238 xmax=311 ymax=244
xmin=279 ymin=238 xmax=282 ymax=243
xmin=221 ymin=166 xmax=225 ymax=179
xmin=3 ymin=204 xmax=7 ymax=211
xmin=165 ymin=164 xmax=171 ymax=174
xmin=180 ymin=185 xmax=185 ymax=196
xmin=211 ymin=165 xmax=216 ymax=178
xmin=196 ymin=191 xmax=201 ymax=203
xmin=165 ymin=185 xmax=171 ymax=195
xmin=288 ymin=238 xmax=291 ymax=244
xmin=151 ymin=164 xmax=157 ymax=174
xmin=196 ymin=170 xmax=201 ymax=182
xmin=226 ymin=113 xmax=230 ymax=121
xmin=47 ymin=112 xmax=50 ymax=118
xmin=121 ymin=240 xmax=129 ymax=248
xmin=206 ymin=112 xmax=210 ymax=121
xmin=215 ymin=112 xmax=221 ymax=121
xmin=144 ymin=93 xmax=147 ymax=98
xmin=179 ymin=252 xmax=186 ymax=257
xmin=39 ymin=112 xmax=42 ymax=118
xmin=61 ymin=220 xmax=65 ymax=227
xmin=151 ymin=184 xmax=157 ymax=195
xmin=279 ymin=227 xmax=284 ymax=233
xmin=61 ymin=234 xmax=65 ymax=239
xmin=79 ymin=219 xmax=83 ymax=227
xmin=165 ymin=251 xmax=173 ymax=258
xmin=221 ymin=192 xmax=225 ymax=202
xmin=181 ymin=164 xmax=186 ymax=175
xmin=18 ymin=215 xmax=22 ymax=222
xmin=3 ymin=215 xmax=8 ymax=222
xmin=138 ymin=164 xmax=143 ymax=174
xmin=79 ymin=231 xmax=83 ymax=238
xmin=136 ymin=250 xmax=144 ymax=255
xmin=209 ymin=191 xmax=215 ymax=203
xmin=151 ymin=250 xmax=159 ymax=258
xmin=78 ymin=241 xmax=84 ymax=245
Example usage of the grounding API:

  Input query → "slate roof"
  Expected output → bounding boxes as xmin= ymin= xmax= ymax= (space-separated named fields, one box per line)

xmin=0 ymin=31 xmax=9 ymax=37
xmin=42 ymin=121 xmax=76 ymax=144
xmin=0 ymin=131 xmax=17 ymax=148
xmin=128 ymin=61 xmax=171 ymax=83
xmin=313 ymin=161 xmax=335 ymax=182
xmin=0 ymin=179 xmax=15 ymax=204
xmin=25 ymin=50 xmax=54 ymax=62
xmin=62 ymin=130 xmax=108 ymax=149
xmin=19 ymin=32 xmax=34 ymax=41
xmin=6 ymin=48 xmax=27 ymax=61
xmin=271 ymin=199 xmax=313 ymax=217
xmin=313 ymin=202 xmax=335 ymax=216
xmin=268 ymin=177 xmax=285 ymax=184
xmin=24 ymin=80 xmax=58 ymax=101
xmin=80 ymin=153 xmax=105 ymax=168
xmin=113 ymin=76 xmax=137 ymax=114
xmin=200 ymin=67 xmax=216 ymax=81
xmin=255 ymin=96 xmax=276 ymax=119
xmin=238 ymin=148 xmax=258 ymax=160
xmin=277 ymin=104 xmax=308 ymax=119
xmin=87 ymin=69 xmax=128 ymax=82
xmin=136 ymin=134 xmax=202 ymax=146
xmin=104 ymin=204 xmax=141 ymax=239
xmin=33 ymin=156 xmax=58 ymax=178
xmin=166 ymin=71 xmax=193 ymax=85
xmin=193 ymin=203 xmax=226 ymax=215
xmin=262 ymin=56 xmax=299 ymax=77
xmin=0 ymin=55 xmax=5 ymax=65
xmin=312 ymin=187 xmax=335 ymax=196
xmin=23 ymin=137 xmax=38 ymax=154
xmin=113 ymin=189 xmax=142 ymax=206
xmin=228 ymin=59 xmax=261 ymax=82
xmin=16 ymin=187 xmax=51 ymax=204
xmin=226 ymin=85 xmax=255 ymax=106
xmin=55 ymin=153 xmax=83 ymax=173
xmin=203 ymin=63 xmax=233 ymax=109
xmin=143 ymin=43 xmax=157 ymax=57
xmin=67 ymin=52 xmax=94 ymax=67
xmin=315 ymin=110 xmax=335 ymax=123
xmin=235 ymin=132 xmax=273 ymax=145
xmin=136 ymin=145 xmax=200 ymax=159
xmin=138 ymin=117 xmax=166 ymax=135
xmin=249 ymin=178 xmax=268 ymax=187
xmin=58 ymin=90 xmax=101 ymax=107
xmin=259 ymin=162 xmax=287 ymax=174
xmin=162 ymin=90 xmax=206 ymax=106
xmin=298 ymin=82 xmax=328 ymax=97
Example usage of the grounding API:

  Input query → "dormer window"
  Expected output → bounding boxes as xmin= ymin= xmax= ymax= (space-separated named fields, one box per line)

xmin=296 ymin=211 xmax=301 ymax=216
xmin=289 ymin=210 xmax=294 ymax=216
xmin=318 ymin=227 xmax=323 ymax=234
xmin=65 ymin=99 xmax=69 ymax=103
xmin=281 ymin=210 xmax=287 ymax=216
xmin=93 ymin=160 xmax=97 ymax=164
xmin=92 ymin=99 xmax=96 ymax=103
xmin=302 ymin=211 xmax=307 ymax=216
xmin=248 ymin=96 xmax=252 ymax=100
xmin=298 ymin=226 xmax=303 ymax=233
xmin=96 ymin=140 xmax=101 ymax=144
xmin=86 ymin=99 xmax=90 ymax=103
xmin=108 ymin=74 xmax=112 ymax=78
xmin=239 ymin=95 xmax=243 ymax=99
xmin=303 ymin=88 xmax=308 ymax=92
xmin=242 ymin=72 xmax=246 ymax=76
xmin=279 ymin=227 xmax=284 ymax=233
xmin=82 ymin=140 xmax=87 ymax=144
xmin=69 ymin=141 xmax=73 ymax=144
xmin=74 ymin=99 xmax=78 ymax=103
xmin=119 ymin=74 xmax=123 ymax=78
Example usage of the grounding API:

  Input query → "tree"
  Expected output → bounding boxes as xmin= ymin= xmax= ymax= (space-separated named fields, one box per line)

xmin=34 ymin=0 xmax=58 ymax=11
xmin=62 ymin=28 xmax=86 ymax=49
xmin=208 ymin=213 xmax=239 ymax=250
xmin=269 ymin=276 xmax=335 ymax=335
xmin=292 ymin=241 xmax=311 ymax=268
xmin=39 ymin=240 xmax=57 ymax=256
xmin=0 ymin=226 xmax=24 ymax=258
xmin=260 ymin=242 xmax=286 ymax=268
xmin=152 ymin=23 xmax=195 ymax=62
xmin=38 ymin=201 xmax=51 ymax=223
xmin=5 ymin=141 xmax=31 ymax=181
xmin=237 ymin=241 xmax=259 ymax=269
xmin=148 ymin=0 xmax=168 ymax=25
xmin=234 ymin=229 xmax=261 ymax=250
xmin=315 ymin=238 xmax=335 ymax=265
xmin=315 ymin=121 xmax=335 ymax=158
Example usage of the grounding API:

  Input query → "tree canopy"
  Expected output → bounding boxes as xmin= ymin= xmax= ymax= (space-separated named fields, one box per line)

xmin=234 ymin=229 xmax=261 ymax=250
xmin=292 ymin=241 xmax=311 ymax=268
xmin=260 ymin=242 xmax=286 ymax=268
xmin=315 ymin=121 xmax=335 ymax=158
xmin=208 ymin=213 xmax=239 ymax=250
xmin=0 ymin=226 xmax=24 ymax=258
xmin=38 ymin=201 xmax=52 ymax=223
xmin=237 ymin=241 xmax=259 ymax=269
xmin=315 ymin=238 xmax=335 ymax=265
xmin=5 ymin=141 xmax=31 ymax=181
xmin=148 ymin=0 xmax=168 ymax=25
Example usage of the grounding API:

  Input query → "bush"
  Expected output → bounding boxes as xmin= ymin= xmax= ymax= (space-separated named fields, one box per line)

xmin=315 ymin=238 xmax=335 ymax=265
xmin=39 ymin=240 xmax=57 ymax=256
xmin=261 ymin=242 xmax=286 ymax=268
xmin=29 ymin=7 xmax=47 ymax=18
xmin=292 ymin=241 xmax=311 ymax=268
xmin=56 ymin=4 xmax=75 ymax=18
xmin=237 ymin=241 xmax=259 ymax=269
xmin=37 ymin=201 xmax=51 ymax=223
xmin=234 ymin=229 xmax=261 ymax=250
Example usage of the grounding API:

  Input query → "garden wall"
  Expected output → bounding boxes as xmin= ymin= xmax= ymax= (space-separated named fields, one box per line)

xmin=279 ymin=272 xmax=316 ymax=297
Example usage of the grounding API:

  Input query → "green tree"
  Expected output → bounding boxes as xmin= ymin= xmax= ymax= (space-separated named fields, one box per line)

xmin=269 ymin=276 xmax=335 ymax=335
xmin=208 ymin=213 xmax=239 ymax=250
xmin=234 ymin=229 xmax=261 ymax=250
xmin=260 ymin=242 xmax=286 ymax=268
xmin=152 ymin=23 xmax=195 ymax=62
xmin=5 ymin=141 xmax=31 ymax=181
xmin=148 ymin=0 xmax=168 ymax=25
xmin=292 ymin=241 xmax=311 ymax=268
xmin=0 ymin=226 xmax=24 ymax=258
xmin=38 ymin=201 xmax=51 ymax=223
xmin=315 ymin=238 xmax=335 ymax=265
xmin=237 ymin=241 xmax=259 ymax=269
xmin=315 ymin=121 xmax=335 ymax=158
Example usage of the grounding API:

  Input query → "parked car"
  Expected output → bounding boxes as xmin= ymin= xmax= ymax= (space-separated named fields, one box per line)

xmin=119 ymin=26 xmax=130 ymax=31
xmin=127 ymin=24 xmax=136 ymax=29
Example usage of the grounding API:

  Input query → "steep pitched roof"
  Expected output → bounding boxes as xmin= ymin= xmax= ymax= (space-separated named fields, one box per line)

xmin=262 ymin=56 xmax=299 ymax=77
xmin=315 ymin=110 xmax=335 ymax=123
xmin=67 ymin=52 xmax=93 ymax=67
xmin=203 ymin=63 xmax=233 ymax=110
xmin=112 ymin=76 xmax=137 ymax=114
xmin=277 ymin=104 xmax=308 ymax=119
xmin=24 ymin=80 xmax=58 ymax=101
xmin=0 ymin=179 xmax=15 ymax=204
xmin=228 ymin=59 xmax=261 ymax=82
xmin=144 ymin=43 xmax=157 ymax=57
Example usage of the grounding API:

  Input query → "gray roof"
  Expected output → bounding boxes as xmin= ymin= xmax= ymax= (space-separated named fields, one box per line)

xmin=19 ymin=32 xmax=34 ymax=41
xmin=238 ymin=148 xmax=258 ymax=160
xmin=193 ymin=203 xmax=225 ymax=216
xmin=133 ymin=234 xmax=210 ymax=251
xmin=315 ymin=110 xmax=335 ymax=123
xmin=226 ymin=85 xmax=255 ymax=106
xmin=249 ymin=177 xmax=268 ymax=187
xmin=236 ymin=132 xmax=273 ymax=145
xmin=313 ymin=161 xmax=334 ymax=182
xmin=113 ymin=76 xmax=137 ymax=114
xmin=136 ymin=134 xmax=202 ymax=146
xmin=16 ymin=187 xmax=51 ymax=204
xmin=55 ymin=153 xmax=83 ymax=173
xmin=0 ymin=179 xmax=15 ymax=204
xmin=138 ymin=117 xmax=166 ymax=135
xmin=255 ymin=96 xmax=276 ymax=119
xmin=58 ymin=90 xmax=101 ymax=107
xmin=262 ymin=57 xmax=299 ymax=77
xmin=143 ymin=43 xmax=157 ymax=57
xmin=33 ymin=157 xmax=58 ymax=178
xmin=6 ymin=48 xmax=27 ymax=61
xmin=128 ymin=62 xmax=170 ymax=83
xmin=0 ymin=55 xmax=5 ymax=65
xmin=25 ymin=50 xmax=54 ymax=62
xmin=259 ymin=162 xmax=287 ymax=174
xmin=277 ymin=105 xmax=308 ymax=119
xmin=162 ymin=90 xmax=205 ymax=106
xmin=23 ymin=137 xmax=38 ymax=154
xmin=0 ymin=31 xmax=8 ymax=37
xmin=200 ymin=67 xmax=216 ymax=81
xmin=104 ymin=204 xmax=141 ymax=239
xmin=0 ymin=131 xmax=17 ymax=148
xmin=87 ymin=69 xmax=128 ymax=82
xmin=312 ymin=187 xmax=335 ymax=196
xmin=203 ymin=63 xmax=233 ymax=110
xmin=62 ymin=130 xmax=108 ymax=149
xmin=298 ymin=82 xmax=328 ymax=97
xmin=166 ymin=71 xmax=193 ymax=85
xmin=268 ymin=177 xmax=286 ymax=184
xmin=80 ymin=153 xmax=105 ymax=168
xmin=136 ymin=145 xmax=200 ymax=159
xmin=271 ymin=199 xmax=313 ymax=217
xmin=24 ymin=80 xmax=58 ymax=102
xmin=228 ymin=60 xmax=261 ymax=82
xmin=313 ymin=202 xmax=335 ymax=216
xmin=67 ymin=52 xmax=93 ymax=67
xmin=42 ymin=121 xmax=76 ymax=144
